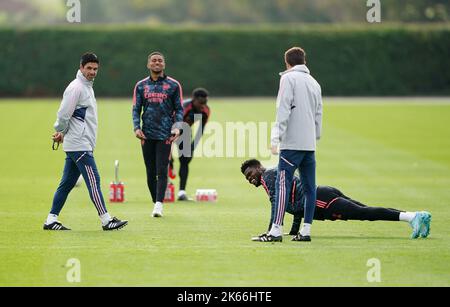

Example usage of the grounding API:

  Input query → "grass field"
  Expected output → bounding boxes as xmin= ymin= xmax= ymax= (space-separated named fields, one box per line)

xmin=1 ymin=97 xmax=450 ymax=286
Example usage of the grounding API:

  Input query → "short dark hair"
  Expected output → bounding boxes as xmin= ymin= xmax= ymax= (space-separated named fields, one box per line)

xmin=240 ymin=159 xmax=261 ymax=174
xmin=80 ymin=52 xmax=99 ymax=67
xmin=148 ymin=51 xmax=165 ymax=59
xmin=192 ymin=88 xmax=209 ymax=99
xmin=284 ymin=47 xmax=306 ymax=66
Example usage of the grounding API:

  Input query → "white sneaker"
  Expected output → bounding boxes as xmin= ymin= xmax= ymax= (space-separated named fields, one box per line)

xmin=152 ymin=203 xmax=163 ymax=217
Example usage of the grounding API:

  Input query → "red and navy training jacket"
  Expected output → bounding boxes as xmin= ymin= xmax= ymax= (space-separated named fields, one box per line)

xmin=132 ymin=75 xmax=184 ymax=140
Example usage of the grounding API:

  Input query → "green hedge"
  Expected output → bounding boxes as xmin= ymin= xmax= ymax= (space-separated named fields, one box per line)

xmin=1 ymin=25 xmax=449 ymax=97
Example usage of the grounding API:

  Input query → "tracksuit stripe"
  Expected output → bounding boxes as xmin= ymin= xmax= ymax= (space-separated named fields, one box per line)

xmin=89 ymin=166 xmax=106 ymax=215
xmin=276 ymin=170 xmax=286 ymax=225
xmin=276 ymin=172 xmax=284 ymax=225
xmin=85 ymin=165 xmax=101 ymax=214
xmin=133 ymin=77 xmax=149 ymax=106
xmin=327 ymin=197 xmax=339 ymax=208
xmin=90 ymin=166 xmax=106 ymax=215
xmin=76 ymin=152 xmax=87 ymax=163
xmin=276 ymin=172 xmax=281 ymax=225
xmin=261 ymin=178 xmax=270 ymax=196
xmin=279 ymin=171 xmax=286 ymax=225
xmin=167 ymin=77 xmax=184 ymax=104
xmin=281 ymin=156 xmax=294 ymax=167
xmin=85 ymin=166 xmax=105 ymax=215
xmin=291 ymin=181 xmax=296 ymax=204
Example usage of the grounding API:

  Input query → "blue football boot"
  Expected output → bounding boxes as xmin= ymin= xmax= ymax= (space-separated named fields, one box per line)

xmin=409 ymin=212 xmax=422 ymax=239
xmin=419 ymin=211 xmax=432 ymax=238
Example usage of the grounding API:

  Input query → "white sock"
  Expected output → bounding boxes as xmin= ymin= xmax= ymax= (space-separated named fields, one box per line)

xmin=178 ymin=190 xmax=186 ymax=197
xmin=300 ymin=223 xmax=312 ymax=236
xmin=100 ymin=213 xmax=112 ymax=226
xmin=156 ymin=201 xmax=163 ymax=208
xmin=399 ymin=212 xmax=416 ymax=223
xmin=46 ymin=214 xmax=58 ymax=225
xmin=268 ymin=224 xmax=282 ymax=237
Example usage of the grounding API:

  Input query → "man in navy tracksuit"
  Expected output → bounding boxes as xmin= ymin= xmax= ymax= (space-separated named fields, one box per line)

xmin=241 ymin=159 xmax=432 ymax=240
xmin=132 ymin=51 xmax=184 ymax=217
xmin=45 ymin=53 xmax=128 ymax=231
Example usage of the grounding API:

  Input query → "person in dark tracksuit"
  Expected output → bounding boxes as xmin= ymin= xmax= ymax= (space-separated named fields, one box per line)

xmin=132 ymin=51 xmax=183 ymax=217
xmin=169 ymin=88 xmax=211 ymax=201
xmin=45 ymin=53 xmax=128 ymax=231
xmin=241 ymin=159 xmax=432 ymax=240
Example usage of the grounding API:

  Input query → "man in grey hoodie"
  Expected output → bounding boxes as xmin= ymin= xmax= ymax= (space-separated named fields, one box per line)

xmin=261 ymin=47 xmax=323 ymax=242
xmin=45 ymin=53 xmax=128 ymax=231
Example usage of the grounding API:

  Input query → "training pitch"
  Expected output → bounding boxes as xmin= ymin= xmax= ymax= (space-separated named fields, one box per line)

xmin=0 ymin=97 xmax=449 ymax=286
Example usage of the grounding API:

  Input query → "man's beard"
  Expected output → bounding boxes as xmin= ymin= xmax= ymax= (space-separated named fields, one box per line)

xmin=83 ymin=73 xmax=94 ymax=81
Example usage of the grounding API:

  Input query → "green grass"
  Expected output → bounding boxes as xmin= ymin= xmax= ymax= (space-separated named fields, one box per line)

xmin=1 ymin=97 xmax=450 ymax=286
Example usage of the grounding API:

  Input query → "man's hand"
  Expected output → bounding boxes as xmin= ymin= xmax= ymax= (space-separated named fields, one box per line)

xmin=169 ymin=128 xmax=180 ymax=142
xmin=135 ymin=129 xmax=147 ymax=140
xmin=52 ymin=132 xmax=64 ymax=143
xmin=271 ymin=145 xmax=279 ymax=155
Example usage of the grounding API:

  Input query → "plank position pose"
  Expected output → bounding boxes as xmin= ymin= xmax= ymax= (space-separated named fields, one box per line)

xmin=241 ymin=159 xmax=432 ymax=242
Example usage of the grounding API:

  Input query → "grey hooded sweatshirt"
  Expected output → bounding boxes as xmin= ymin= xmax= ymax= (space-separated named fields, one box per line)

xmin=271 ymin=65 xmax=323 ymax=151
xmin=54 ymin=70 xmax=98 ymax=152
